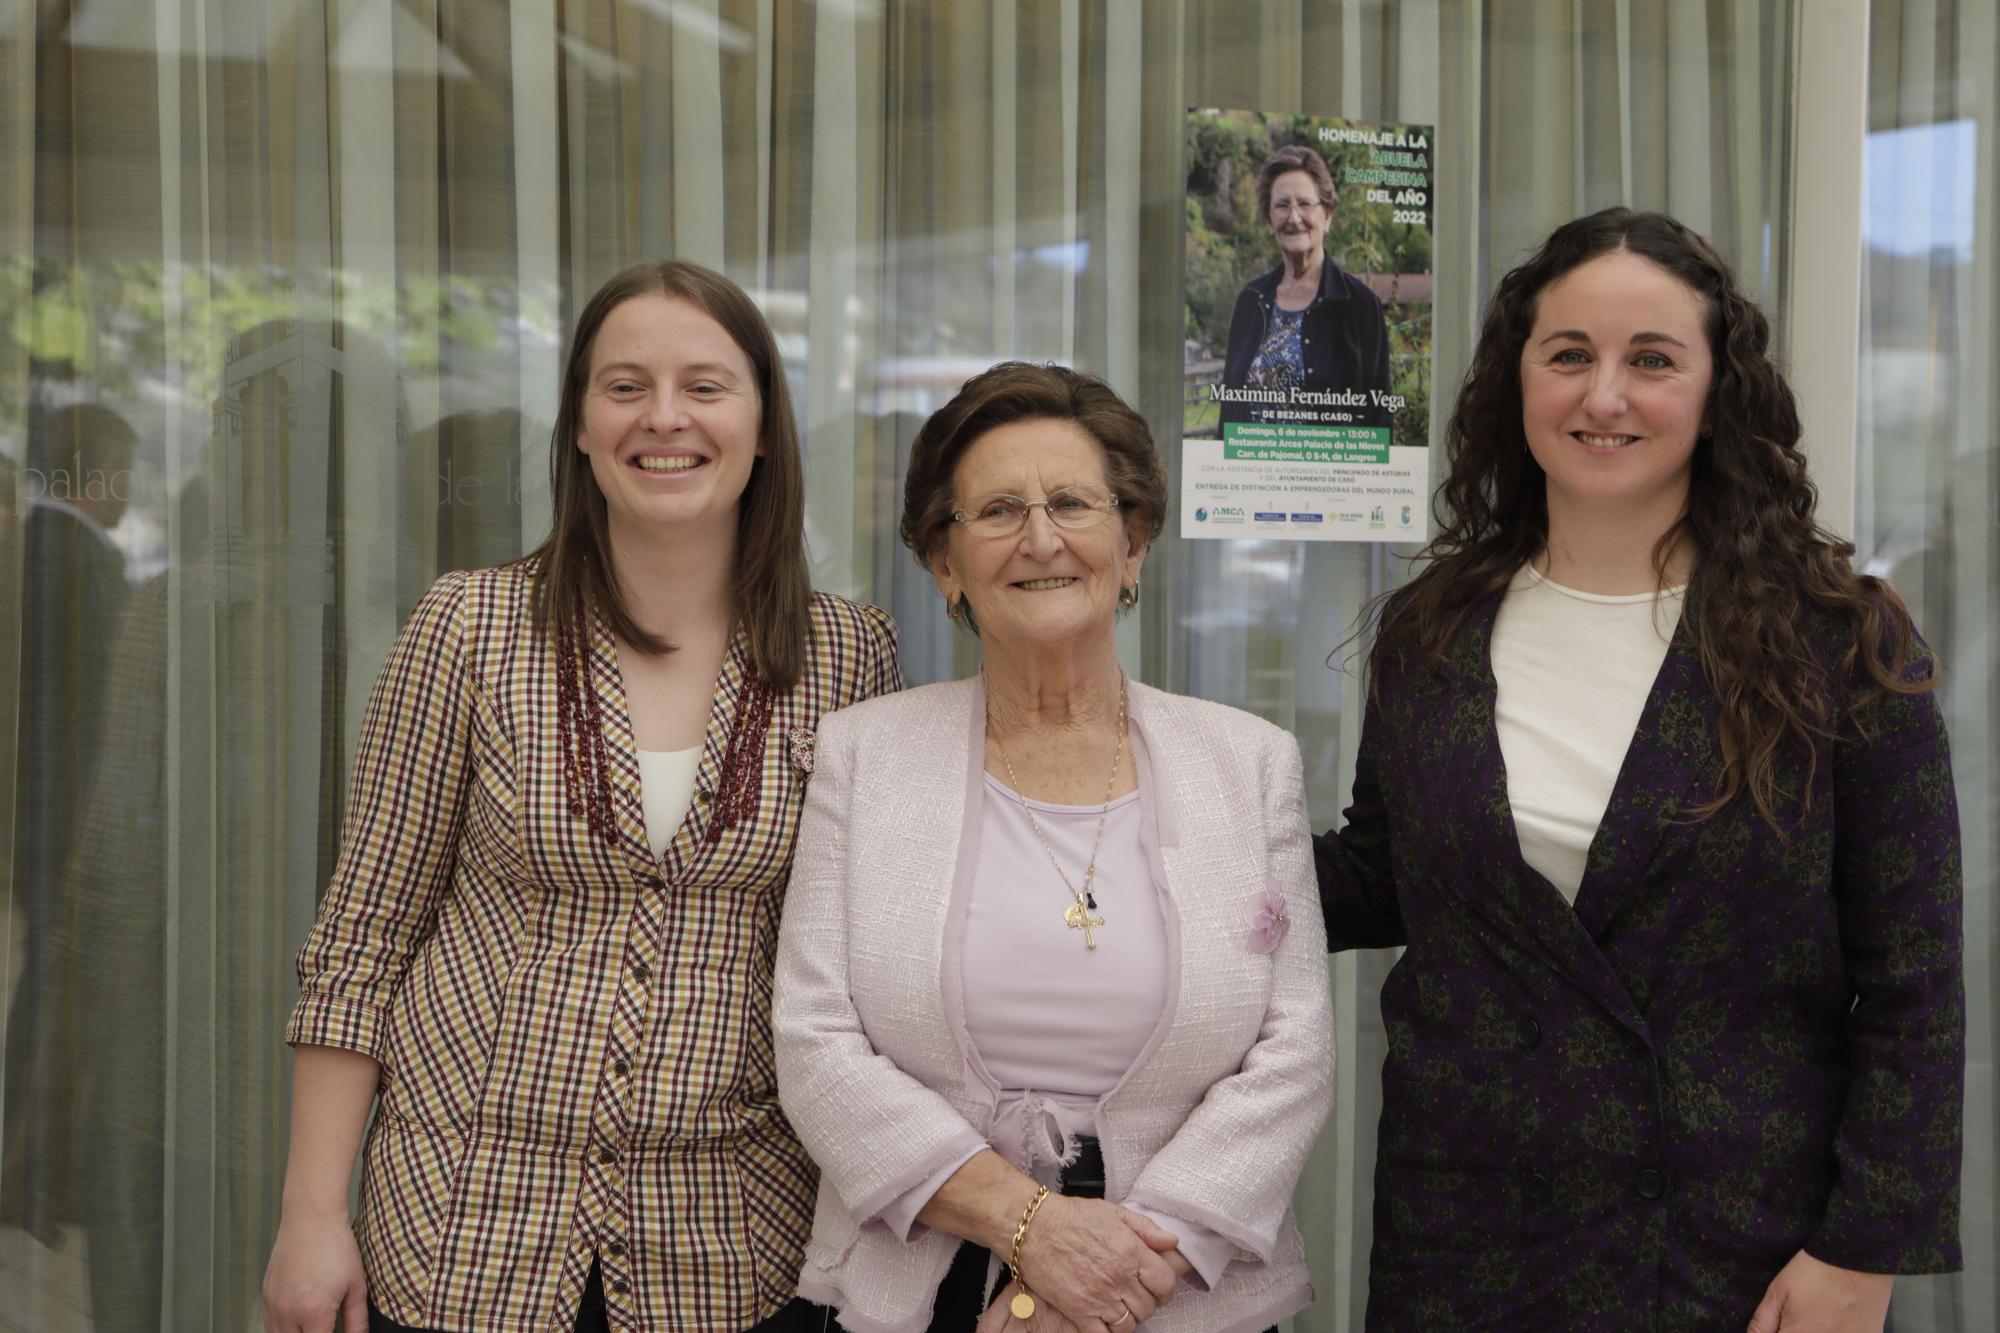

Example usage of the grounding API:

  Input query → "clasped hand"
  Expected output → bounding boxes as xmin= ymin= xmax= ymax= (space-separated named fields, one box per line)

xmin=1746 ymin=1249 xmax=1893 ymax=1333
xmin=975 ymin=1195 xmax=1189 ymax=1333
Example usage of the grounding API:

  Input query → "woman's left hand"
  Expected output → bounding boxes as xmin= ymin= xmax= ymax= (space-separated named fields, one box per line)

xmin=976 ymin=1282 xmax=1091 ymax=1333
xmin=1746 ymin=1250 xmax=1893 ymax=1332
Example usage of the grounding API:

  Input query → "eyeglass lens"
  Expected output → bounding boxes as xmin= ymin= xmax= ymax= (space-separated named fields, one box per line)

xmin=959 ymin=487 xmax=1116 ymax=533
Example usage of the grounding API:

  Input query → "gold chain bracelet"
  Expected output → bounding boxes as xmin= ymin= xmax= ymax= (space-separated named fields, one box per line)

xmin=1005 ymin=1184 xmax=1052 ymax=1320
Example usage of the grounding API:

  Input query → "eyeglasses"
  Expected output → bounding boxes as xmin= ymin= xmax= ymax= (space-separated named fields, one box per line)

xmin=949 ymin=485 xmax=1122 ymax=538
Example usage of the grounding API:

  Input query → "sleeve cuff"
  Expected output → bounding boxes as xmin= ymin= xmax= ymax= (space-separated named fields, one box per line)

xmin=285 ymin=992 xmax=387 ymax=1059
xmin=1803 ymin=1230 xmax=1962 ymax=1277
xmin=1124 ymin=1205 xmax=1241 ymax=1291
xmin=864 ymin=1137 xmax=989 ymax=1242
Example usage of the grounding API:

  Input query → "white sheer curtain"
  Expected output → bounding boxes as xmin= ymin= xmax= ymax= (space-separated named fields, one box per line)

xmin=1859 ymin=2 xmax=1999 ymax=1329
xmin=13 ymin=4 xmax=1994 ymax=1332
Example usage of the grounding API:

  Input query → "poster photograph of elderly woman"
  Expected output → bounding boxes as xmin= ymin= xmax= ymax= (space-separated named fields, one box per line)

xmin=1184 ymin=110 xmax=1434 ymax=542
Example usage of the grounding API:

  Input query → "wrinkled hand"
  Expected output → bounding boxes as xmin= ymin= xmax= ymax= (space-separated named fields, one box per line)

xmin=977 ymin=1281 xmax=1089 ymax=1333
xmin=1013 ymin=1197 xmax=1184 ymax=1332
xmin=1746 ymin=1250 xmax=1893 ymax=1333
xmin=262 ymin=1208 xmax=369 ymax=1333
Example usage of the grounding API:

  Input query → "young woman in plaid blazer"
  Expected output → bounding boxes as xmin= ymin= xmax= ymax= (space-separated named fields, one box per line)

xmin=263 ymin=262 xmax=901 ymax=1333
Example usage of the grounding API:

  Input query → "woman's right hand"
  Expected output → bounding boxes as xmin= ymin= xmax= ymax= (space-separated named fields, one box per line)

xmin=266 ymin=1046 xmax=380 ymax=1332
xmin=977 ymin=1281 xmax=1086 ymax=1333
xmin=1015 ymin=1195 xmax=1185 ymax=1331
xmin=261 ymin=1207 xmax=368 ymax=1333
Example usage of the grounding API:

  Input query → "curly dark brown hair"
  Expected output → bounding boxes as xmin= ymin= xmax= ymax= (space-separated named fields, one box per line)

xmin=1366 ymin=207 xmax=1934 ymax=830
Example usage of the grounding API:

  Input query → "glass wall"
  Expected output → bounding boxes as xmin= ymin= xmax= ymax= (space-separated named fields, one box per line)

xmin=0 ymin=2 xmax=1987 ymax=1330
xmin=1859 ymin=0 xmax=2000 ymax=1327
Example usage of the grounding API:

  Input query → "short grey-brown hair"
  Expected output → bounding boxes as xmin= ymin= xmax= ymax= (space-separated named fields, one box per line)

xmin=1256 ymin=144 xmax=1337 ymax=219
xmin=899 ymin=360 xmax=1169 ymax=569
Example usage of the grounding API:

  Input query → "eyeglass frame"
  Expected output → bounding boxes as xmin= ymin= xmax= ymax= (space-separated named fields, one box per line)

xmin=947 ymin=484 xmax=1124 ymax=538
xmin=1268 ymin=197 xmax=1326 ymax=218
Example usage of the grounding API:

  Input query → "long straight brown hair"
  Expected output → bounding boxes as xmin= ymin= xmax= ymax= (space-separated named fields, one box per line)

xmin=523 ymin=260 xmax=812 ymax=689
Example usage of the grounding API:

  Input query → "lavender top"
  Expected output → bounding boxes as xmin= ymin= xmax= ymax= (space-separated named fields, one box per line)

xmin=872 ymin=774 xmax=1236 ymax=1288
xmin=966 ymin=777 xmax=1164 ymax=1088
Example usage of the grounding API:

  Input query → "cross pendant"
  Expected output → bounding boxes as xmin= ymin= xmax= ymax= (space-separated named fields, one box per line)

xmin=1064 ymin=900 xmax=1105 ymax=949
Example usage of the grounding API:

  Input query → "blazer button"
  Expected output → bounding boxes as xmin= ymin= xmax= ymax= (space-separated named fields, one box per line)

xmin=1516 ymin=1018 xmax=1541 ymax=1049
xmin=632 ymin=961 xmax=652 ymax=983
xmin=597 ymin=1146 xmax=618 ymax=1165
xmin=1637 ymin=1168 xmax=1666 ymax=1199
xmin=640 ymin=874 xmax=666 ymax=891
xmin=1523 ymin=1172 xmax=1552 ymax=1204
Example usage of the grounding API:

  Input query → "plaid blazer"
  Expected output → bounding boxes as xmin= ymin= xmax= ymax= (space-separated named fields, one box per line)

xmin=288 ymin=562 xmax=902 ymax=1331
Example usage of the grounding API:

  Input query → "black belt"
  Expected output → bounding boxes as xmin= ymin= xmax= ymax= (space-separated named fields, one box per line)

xmin=1059 ymin=1135 xmax=1106 ymax=1199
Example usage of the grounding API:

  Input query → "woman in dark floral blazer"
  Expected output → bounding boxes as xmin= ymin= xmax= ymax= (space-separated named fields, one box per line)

xmin=1317 ymin=209 xmax=1963 ymax=1332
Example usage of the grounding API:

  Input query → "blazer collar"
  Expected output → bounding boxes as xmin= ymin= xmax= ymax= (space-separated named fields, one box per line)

xmin=584 ymin=603 xmax=756 ymax=885
xmin=1434 ymin=591 xmax=1709 ymax=1036
xmin=1567 ymin=603 xmax=1717 ymax=940
xmin=965 ymin=671 xmax=1181 ymax=849
xmin=1124 ymin=680 xmax=1180 ymax=849
xmin=1251 ymin=255 xmax=1354 ymax=307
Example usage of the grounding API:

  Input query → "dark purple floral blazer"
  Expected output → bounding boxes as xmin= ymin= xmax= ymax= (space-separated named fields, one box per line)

xmin=1315 ymin=592 xmax=1964 ymax=1331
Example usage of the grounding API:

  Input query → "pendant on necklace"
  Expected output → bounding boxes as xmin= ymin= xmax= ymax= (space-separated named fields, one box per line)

xmin=1064 ymin=899 xmax=1105 ymax=948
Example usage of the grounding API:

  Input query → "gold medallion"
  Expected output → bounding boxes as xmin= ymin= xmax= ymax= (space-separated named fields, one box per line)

xmin=1010 ymin=1291 xmax=1037 ymax=1320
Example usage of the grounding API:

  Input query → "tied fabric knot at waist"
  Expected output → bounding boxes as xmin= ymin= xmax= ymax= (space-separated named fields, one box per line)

xmin=991 ymin=1090 xmax=1096 ymax=1188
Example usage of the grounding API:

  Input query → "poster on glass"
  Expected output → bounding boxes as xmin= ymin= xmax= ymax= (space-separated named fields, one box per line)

xmin=1182 ymin=109 xmax=1434 ymax=542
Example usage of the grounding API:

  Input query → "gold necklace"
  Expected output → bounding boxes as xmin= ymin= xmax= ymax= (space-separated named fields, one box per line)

xmin=987 ymin=686 xmax=1127 ymax=949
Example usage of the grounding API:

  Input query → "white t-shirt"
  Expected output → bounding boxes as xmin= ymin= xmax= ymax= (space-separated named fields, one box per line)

xmin=636 ymin=746 xmax=702 ymax=858
xmin=1490 ymin=564 xmax=1686 ymax=903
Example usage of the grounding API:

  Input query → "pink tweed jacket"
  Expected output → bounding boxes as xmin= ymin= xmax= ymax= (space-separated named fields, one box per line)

xmin=774 ymin=677 xmax=1333 ymax=1333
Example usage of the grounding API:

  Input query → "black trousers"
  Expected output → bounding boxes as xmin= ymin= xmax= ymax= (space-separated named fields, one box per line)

xmin=368 ymin=1260 xmax=824 ymax=1333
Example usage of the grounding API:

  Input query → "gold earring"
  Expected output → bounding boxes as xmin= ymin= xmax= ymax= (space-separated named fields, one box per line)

xmin=1118 ymin=583 xmax=1140 ymax=609
xmin=945 ymin=596 xmax=963 ymax=622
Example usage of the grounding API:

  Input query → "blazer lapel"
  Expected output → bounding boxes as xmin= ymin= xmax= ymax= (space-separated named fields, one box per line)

xmin=587 ymin=604 xmax=754 ymax=887
xmin=936 ymin=678 xmax=999 ymax=1093
xmin=1110 ymin=684 xmax=1184 ymax=1093
xmin=1570 ymin=611 xmax=1716 ymax=941
xmin=581 ymin=605 xmax=662 ymax=885
xmin=1431 ymin=599 xmax=1653 ymax=1039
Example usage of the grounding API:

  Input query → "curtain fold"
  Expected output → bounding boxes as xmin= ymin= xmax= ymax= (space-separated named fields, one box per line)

xmin=1860 ymin=2 xmax=1998 ymax=1327
xmin=1 ymin=5 xmax=1989 ymax=1332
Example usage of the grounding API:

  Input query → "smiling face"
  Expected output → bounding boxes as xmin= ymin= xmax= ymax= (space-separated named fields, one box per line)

xmin=929 ymin=418 xmax=1147 ymax=655
xmin=1267 ymin=169 xmax=1332 ymax=266
xmin=1519 ymin=249 xmax=1715 ymax=518
xmin=576 ymin=293 xmax=763 ymax=548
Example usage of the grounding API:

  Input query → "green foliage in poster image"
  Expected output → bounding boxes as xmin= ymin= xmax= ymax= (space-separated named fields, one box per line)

xmin=1185 ymin=109 xmax=1433 ymax=451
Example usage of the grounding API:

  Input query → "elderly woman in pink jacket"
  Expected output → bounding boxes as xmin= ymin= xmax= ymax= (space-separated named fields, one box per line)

xmin=773 ymin=362 xmax=1332 ymax=1333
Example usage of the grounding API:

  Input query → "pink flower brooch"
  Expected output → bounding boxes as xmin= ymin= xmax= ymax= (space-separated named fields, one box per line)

xmin=787 ymin=726 xmax=815 ymax=777
xmin=1249 ymin=878 xmax=1290 ymax=953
